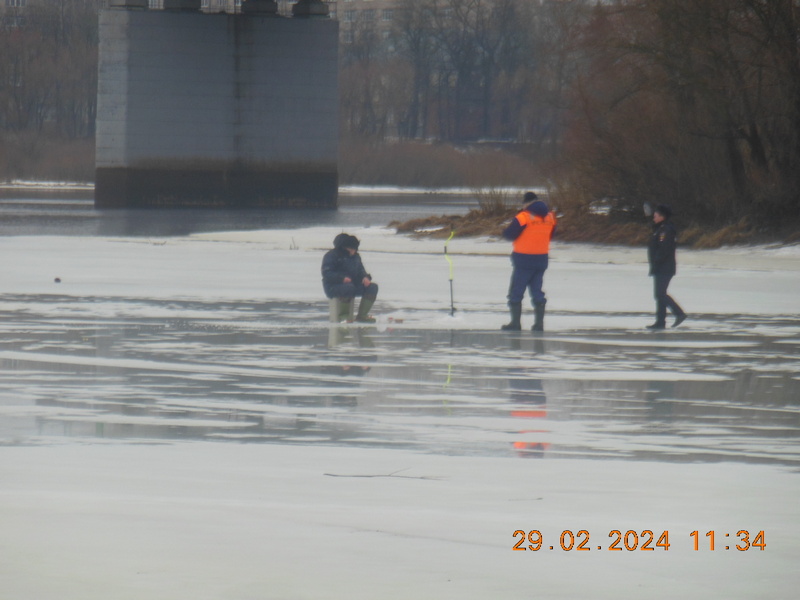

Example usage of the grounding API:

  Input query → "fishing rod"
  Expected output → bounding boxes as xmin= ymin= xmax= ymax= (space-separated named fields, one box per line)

xmin=444 ymin=229 xmax=456 ymax=316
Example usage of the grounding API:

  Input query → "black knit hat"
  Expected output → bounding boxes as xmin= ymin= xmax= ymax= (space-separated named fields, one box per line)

xmin=523 ymin=191 xmax=538 ymax=203
xmin=343 ymin=235 xmax=360 ymax=250
xmin=333 ymin=233 xmax=349 ymax=249
xmin=333 ymin=233 xmax=360 ymax=250
xmin=655 ymin=204 xmax=672 ymax=219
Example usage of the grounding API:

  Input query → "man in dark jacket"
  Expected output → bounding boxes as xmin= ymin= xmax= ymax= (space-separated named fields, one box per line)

xmin=647 ymin=204 xmax=687 ymax=329
xmin=322 ymin=233 xmax=379 ymax=323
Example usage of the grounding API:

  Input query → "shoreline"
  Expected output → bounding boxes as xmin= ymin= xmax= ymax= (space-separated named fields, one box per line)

xmin=2 ymin=181 xmax=798 ymax=249
xmin=189 ymin=226 xmax=800 ymax=273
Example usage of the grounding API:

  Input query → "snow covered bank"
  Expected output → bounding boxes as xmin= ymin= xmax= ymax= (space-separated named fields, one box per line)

xmin=1 ymin=227 xmax=798 ymax=599
xmin=2 ymin=226 xmax=798 ymax=324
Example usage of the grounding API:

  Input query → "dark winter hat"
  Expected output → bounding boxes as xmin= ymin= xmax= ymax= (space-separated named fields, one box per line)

xmin=528 ymin=200 xmax=549 ymax=217
xmin=333 ymin=233 xmax=350 ymax=249
xmin=343 ymin=235 xmax=360 ymax=250
xmin=523 ymin=191 xmax=538 ymax=203
xmin=654 ymin=204 xmax=672 ymax=219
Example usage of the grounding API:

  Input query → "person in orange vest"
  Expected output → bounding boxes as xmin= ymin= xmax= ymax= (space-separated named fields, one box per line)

xmin=501 ymin=192 xmax=557 ymax=331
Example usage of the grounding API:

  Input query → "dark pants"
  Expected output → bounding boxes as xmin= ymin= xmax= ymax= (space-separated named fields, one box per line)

xmin=653 ymin=274 xmax=683 ymax=325
xmin=327 ymin=282 xmax=378 ymax=300
xmin=508 ymin=253 xmax=548 ymax=305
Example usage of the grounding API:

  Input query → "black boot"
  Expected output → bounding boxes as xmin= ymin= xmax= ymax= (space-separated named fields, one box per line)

xmin=501 ymin=302 xmax=522 ymax=331
xmin=668 ymin=297 xmax=687 ymax=327
xmin=648 ymin=299 xmax=667 ymax=329
xmin=337 ymin=297 xmax=354 ymax=322
xmin=532 ymin=302 xmax=545 ymax=332
xmin=355 ymin=295 xmax=376 ymax=323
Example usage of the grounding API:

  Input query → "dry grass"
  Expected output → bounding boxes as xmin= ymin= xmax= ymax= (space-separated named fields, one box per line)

xmin=471 ymin=187 xmax=516 ymax=213
xmin=390 ymin=206 xmax=517 ymax=239
xmin=681 ymin=219 xmax=754 ymax=249
xmin=785 ymin=229 xmax=800 ymax=244
xmin=390 ymin=207 xmax=792 ymax=249
xmin=339 ymin=138 xmax=536 ymax=188
xmin=0 ymin=134 xmax=95 ymax=182
xmin=390 ymin=174 xmax=799 ymax=248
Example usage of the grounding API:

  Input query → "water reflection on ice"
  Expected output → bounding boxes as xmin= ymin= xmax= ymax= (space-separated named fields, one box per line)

xmin=2 ymin=296 xmax=798 ymax=466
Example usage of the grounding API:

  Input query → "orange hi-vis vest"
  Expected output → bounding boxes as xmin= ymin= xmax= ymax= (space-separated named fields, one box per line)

xmin=512 ymin=211 xmax=556 ymax=255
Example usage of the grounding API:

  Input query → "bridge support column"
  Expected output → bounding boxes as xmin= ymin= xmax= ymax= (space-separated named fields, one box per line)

xmin=95 ymin=5 xmax=338 ymax=208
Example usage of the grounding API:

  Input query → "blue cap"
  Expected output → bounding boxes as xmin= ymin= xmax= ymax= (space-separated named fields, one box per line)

xmin=528 ymin=200 xmax=549 ymax=217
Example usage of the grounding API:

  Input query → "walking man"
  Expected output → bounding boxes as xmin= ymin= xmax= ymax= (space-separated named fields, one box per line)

xmin=322 ymin=233 xmax=379 ymax=323
xmin=501 ymin=192 xmax=557 ymax=332
xmin=647 ymin=204 xmax=687 ymax=329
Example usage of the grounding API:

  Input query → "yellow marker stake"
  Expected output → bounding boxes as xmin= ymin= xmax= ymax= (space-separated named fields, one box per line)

xmin=444 ymin=229 xmax=456 ymax=316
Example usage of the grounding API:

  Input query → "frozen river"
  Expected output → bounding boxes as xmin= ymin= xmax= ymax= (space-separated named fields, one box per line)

xmin=0 ymin=188 xmax=478 ymax=236
xmin=1 ymin=191 xmax=799 ymax=599
xmin=2 ymin=296 xmax=799 ymax=466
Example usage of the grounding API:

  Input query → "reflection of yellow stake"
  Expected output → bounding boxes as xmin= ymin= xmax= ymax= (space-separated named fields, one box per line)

xmin=442 ymin=363 xmax=453 ymax=414
xmin=442 ymin=231 xmax=455 ymax=413
xmin=444 ymin=229 xmax=456 ymax=316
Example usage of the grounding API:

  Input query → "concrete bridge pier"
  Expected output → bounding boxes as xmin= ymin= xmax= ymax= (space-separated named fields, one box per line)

xmin=95 ymin=0 xmax=338 ymax=208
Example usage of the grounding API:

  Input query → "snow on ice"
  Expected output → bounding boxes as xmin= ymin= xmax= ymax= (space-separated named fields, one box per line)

xmin=1 ymin=226 xmax=799 ymax=599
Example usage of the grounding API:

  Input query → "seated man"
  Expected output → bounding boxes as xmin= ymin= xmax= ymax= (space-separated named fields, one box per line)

xmin=321 ymin=233 xmax=379 ymax=323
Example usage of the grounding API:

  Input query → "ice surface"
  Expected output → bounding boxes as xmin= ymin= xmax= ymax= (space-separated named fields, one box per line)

xmin=1 ymin=224 xmax=799 ymax=599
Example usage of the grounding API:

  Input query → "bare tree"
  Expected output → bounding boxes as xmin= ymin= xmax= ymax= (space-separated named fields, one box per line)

xmin=563 ymin=0 xmax=800 ymax=224
xmin=391 ymin=0 xmax=437 ymax=139
xmin=340 ymin=16 xmax=392 ymax=138
xmin=0 ymin=0 xmax=99 ymax=139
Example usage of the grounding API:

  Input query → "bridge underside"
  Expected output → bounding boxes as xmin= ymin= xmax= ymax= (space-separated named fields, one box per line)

xmin=95 ymin=165 xmax=337 ymax=209
xmin=95 ymin=6 xmax=339 ymax=209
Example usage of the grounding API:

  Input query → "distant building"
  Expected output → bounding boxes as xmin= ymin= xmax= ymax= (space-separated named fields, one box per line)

xmin=1 ymin=0 xmax=28 ymax=28
xmin=2 ymin=0 xmax=392 ymax=40
xmin=145 ymin=1 xmax=241 ymax=12
xmin=277 ymin=0 xmax=394 ymax=44
xmin=199 ymin=0 xmax=239 ymax=12
xmin=336 ymin=0 xmax=395 ymax=44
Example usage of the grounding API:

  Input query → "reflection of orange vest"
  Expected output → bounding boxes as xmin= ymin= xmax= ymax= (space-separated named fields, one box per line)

xmin=512 ymin=211 xmax=556 ymax=255
xmin=512 ymin=409 xmax=550 ymax=454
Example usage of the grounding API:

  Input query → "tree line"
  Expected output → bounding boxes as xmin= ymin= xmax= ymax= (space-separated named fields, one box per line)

xmin=0 ymin=0 xmax=98 ymax=137
xmin=1 ymin=0 xmax=797 ymax=227
xmin=0 ymin=0 xmax=99 ymax=178
xmin=342 ymin=0 xmax=800 ymax=226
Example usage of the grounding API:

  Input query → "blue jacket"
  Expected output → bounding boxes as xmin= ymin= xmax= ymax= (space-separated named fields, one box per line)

xmin=321 ymin=247 xmax=371 ymax=297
